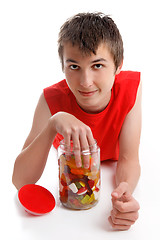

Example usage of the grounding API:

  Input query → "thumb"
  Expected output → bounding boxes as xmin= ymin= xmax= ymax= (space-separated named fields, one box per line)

xmin=111 ymin=182 xmax=130 ymax=200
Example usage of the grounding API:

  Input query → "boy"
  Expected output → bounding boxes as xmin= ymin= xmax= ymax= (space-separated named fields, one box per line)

xmin=12 ymin=12 xmax=141 ymax=230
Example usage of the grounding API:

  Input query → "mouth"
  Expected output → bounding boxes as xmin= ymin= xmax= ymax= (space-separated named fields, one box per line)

xmin=78 ymin=90 xmax=98 ymax=97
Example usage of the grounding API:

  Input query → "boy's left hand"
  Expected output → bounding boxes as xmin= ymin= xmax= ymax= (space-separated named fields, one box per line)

xmin=108 ymin=182 xmax=140 ymax=230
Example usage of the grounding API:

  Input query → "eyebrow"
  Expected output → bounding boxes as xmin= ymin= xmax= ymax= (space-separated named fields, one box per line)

xmin=66 ymin=59 xmax=78 ymax=63
xmin=91 ymin=58 xmax=107 ymax=63
xmin=65 ymin=58 xmax=107 ymax=64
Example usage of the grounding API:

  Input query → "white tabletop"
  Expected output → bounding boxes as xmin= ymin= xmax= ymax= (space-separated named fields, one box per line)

xmin=2 ymin=140 xmax=160 ymax=240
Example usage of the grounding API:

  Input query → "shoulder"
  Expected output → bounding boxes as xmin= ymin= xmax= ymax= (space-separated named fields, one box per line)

xmin=43 ymin=80 xmax=72 ymax=115
xmin=115 ymin=71 xmax=141 ymax=88
xmin=43 ymin=79 xmax=69 ymax=98
xmin=113 ymin=71 xmax=141 ymax=112
xmin=114 ymin=70 xmax=141 ymax=94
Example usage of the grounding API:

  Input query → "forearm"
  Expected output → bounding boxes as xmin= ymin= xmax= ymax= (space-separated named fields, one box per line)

xmin=12 ymin=119 xmax=56 ymax=190
xmin=115 ymin=157 xmax=141 ymax=194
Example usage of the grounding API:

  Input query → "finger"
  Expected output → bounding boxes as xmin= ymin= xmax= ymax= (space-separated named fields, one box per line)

xmin=110 ymin=210 xmax=135 ymax=226
xmin=81 ymin=150 xmax=90 ymax=169
xmin=63 ymin=131 xmax=71 ymax=146
xmin=72 ymin=134 xmax=82 ymax=168
xmin=63 ymin=133 xmax=71 ymax=161
xmin=89 ymin=143 xmax=99 ymax=169
xmin=112 ymin=198 xmax=140 ymax=213
xmin=112 ymin=208 xmax=139 ymax=222
xmin=79 ymin=135 xmax=90 ymax=169
xmin=111 ymin=182 xmax=131 ymax=200
xmin=108 ymin=216 xmax=131 ymax=231
xmin=86 ymin=129 xmax=99 ymax=168
xmin=85 ymin=126 xmax=95 ymax=146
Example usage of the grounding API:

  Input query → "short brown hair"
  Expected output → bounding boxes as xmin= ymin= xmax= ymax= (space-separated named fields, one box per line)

xmin=58 ymin=12 xmax=124 ymax=70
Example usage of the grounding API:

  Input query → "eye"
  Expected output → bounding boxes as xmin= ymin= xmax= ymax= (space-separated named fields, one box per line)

xmin=94 ymin=64 xmax=103 ymax=69
xmin=70 ymin=65 xmax=79 ymax=70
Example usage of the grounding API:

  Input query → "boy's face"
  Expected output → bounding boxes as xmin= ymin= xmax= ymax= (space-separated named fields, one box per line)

xmin=63 ymin=42 xmax=121 ymax=113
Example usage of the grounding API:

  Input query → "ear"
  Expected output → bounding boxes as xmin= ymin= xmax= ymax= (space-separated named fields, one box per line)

xmin=115 ymin=60 xmax=123 ymax=75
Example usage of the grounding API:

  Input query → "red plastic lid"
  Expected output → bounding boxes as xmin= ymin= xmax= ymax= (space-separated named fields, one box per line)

xmin=18 ymin=184 xmax=56 ymax=215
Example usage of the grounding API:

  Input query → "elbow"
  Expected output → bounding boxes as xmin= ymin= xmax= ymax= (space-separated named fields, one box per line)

xmin=12 ymin=167 xmax=21 ymax=190
xmin=12 ymin=172 xmax=29 ymax=191
xmin=12 ymin=174 xmax=19 ymax=190
xmin=12 ymin=161 xmax=38 ymax=190
xmin=12 ymin=160 xmax=25 ymax=190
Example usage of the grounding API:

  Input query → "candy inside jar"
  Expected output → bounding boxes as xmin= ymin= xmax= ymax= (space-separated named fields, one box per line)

xmin=58 ymin=140 xmax=100 ymax=210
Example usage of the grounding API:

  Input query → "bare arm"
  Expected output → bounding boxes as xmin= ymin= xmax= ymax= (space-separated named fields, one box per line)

xmin=12 ymin=93 xmax=55 ymax=190
xmin=109 ymin=80 xmax=142 ymax=230
xmin=116 ymin=79 xmax=142 ymax=193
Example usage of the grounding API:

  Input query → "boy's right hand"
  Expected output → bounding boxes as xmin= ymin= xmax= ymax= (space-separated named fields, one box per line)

xmin=51 ymin=112 xmax=95 ymax=169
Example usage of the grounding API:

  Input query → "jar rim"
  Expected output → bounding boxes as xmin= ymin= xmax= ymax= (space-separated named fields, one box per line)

xmin=59 ymin=139 xmax=99 ymax=154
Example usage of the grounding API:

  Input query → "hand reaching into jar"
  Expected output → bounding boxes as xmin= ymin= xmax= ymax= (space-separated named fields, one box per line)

xmin=51 ymin=111 xmax=95 ymax=168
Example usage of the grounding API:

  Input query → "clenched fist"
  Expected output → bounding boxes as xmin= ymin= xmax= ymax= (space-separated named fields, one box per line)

xmin=108 ymin=182 xmax=140 ymax=230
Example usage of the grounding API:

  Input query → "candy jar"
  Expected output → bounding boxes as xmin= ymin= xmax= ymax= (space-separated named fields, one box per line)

xmin=58 ymin=140 xmax=101 ymax=210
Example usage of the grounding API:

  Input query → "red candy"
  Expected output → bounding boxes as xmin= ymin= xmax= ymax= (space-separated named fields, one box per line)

xmin=88 ymin=180 xmax=95 ymax=189
xmin=77 ymin=187 xmax=88 ymax=195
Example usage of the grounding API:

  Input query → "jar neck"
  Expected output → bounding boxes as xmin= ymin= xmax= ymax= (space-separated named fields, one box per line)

xmin=59 ymin=140 xmax=98 ymax=154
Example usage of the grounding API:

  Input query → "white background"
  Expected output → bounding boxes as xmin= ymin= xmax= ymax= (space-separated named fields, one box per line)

xmin=0 ymin=0 xmax=160 ymax=239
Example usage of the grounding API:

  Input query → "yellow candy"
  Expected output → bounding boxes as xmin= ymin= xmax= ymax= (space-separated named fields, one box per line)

xmin=88 ymin=193 xmax=95 ymax=204
xmin=81 ymin=194 xmax=90 ymax=204
xmin=79 ymin=181 xmax=85 ymax=187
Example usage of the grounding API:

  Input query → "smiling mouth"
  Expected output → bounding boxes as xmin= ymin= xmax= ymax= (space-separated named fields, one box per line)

xmin=78 ymin=90 xmax=98 ymax=96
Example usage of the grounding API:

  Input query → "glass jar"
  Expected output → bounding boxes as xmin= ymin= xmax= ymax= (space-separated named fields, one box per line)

xmin=58 ymin=140 xmax=100 ymax=210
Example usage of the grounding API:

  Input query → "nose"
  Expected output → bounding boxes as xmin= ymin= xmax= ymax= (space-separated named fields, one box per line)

xmin=79 ymin=70 xmax=93 ymax=88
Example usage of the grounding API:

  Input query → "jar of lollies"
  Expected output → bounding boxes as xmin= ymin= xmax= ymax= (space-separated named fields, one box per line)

xmin=58 ymin=140 xmax=100 ymax=210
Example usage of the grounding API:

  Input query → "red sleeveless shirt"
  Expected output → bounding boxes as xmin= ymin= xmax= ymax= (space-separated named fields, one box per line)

xmin=43 ymin=71 xmax=140 ymax=161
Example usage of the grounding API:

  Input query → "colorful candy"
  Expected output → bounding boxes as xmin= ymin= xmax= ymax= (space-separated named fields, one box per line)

xmin=77 ymin=187 xmax=88 ymax=195
xmin=59 ymin=153 xmax=100 ymax=210
xmin=68 ymin=183 xmax=78 ymax=193
xmin=70 ymin=168 xmax=84 ymax=175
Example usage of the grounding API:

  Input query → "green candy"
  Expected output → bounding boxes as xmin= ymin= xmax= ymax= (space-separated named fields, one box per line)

xmin=75 ymin=181 xmax=82 ymax=189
